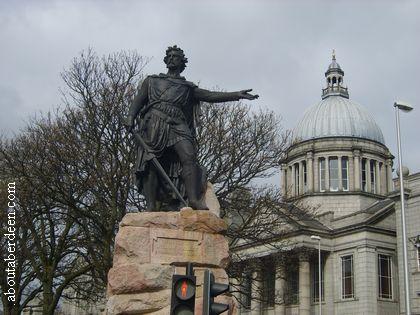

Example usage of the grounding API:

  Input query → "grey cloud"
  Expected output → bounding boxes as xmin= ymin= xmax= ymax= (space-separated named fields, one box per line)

xmin=0 ymin=0 xmax=419 ymax=174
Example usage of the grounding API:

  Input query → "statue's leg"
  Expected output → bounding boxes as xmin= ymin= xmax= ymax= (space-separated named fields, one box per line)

xmin=173 ymin=140 xmax=208 ymax=210
xmin=143 ymin=165 xmax=159 ymax=211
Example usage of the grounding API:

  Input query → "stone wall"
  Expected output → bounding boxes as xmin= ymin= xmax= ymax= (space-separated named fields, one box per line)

xmin=393 ymin=172 xmax=420 ymax=314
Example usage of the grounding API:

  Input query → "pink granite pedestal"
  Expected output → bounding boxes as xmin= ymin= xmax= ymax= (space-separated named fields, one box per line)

xmin=105 ymin=208 xmax=238 ymax=315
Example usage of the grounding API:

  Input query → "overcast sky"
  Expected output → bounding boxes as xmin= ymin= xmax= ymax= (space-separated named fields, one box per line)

xmin=1 ymin=0 xmax=419 ymax=183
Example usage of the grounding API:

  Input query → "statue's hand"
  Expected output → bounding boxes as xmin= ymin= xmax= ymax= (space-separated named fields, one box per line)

xmin=238 ymin=89 xmax=259 ymax=100
xmin=123 ymin=116 xmax=135 ymax=133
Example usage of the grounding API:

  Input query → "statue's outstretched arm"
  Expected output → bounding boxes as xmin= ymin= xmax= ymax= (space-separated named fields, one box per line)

xmin=194 ymin=87 xmax=258 ymax=103
xmin=124 ymin=77 xmax=150 ymax=132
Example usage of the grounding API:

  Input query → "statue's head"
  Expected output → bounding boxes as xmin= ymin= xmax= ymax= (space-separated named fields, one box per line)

xmin=164 ymin=45 xmax=188 ymax=73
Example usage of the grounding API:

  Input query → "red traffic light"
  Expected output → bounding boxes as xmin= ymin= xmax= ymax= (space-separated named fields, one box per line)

xmin=171 ymin=263 xmax=196 ymax=315
xmin=175 ymin=278 xmax=196 ymax=300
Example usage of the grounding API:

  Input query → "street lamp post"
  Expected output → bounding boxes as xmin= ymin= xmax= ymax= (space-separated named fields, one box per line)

xmin=311 ymin=235 xmax=322 ymax=315
xmin=394 ymin=100 xmax=414 ymax=315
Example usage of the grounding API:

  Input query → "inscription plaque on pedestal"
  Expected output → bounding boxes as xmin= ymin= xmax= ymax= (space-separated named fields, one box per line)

xmin=151 ymin=229 xmax=202 ymax=264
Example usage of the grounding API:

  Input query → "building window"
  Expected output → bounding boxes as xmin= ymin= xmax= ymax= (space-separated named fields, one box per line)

xmin=329 ymin=157 xmax=339 ymax=191
xmin=341 ymin=255 xmax=354 ymax=299
xmin=319 ymin=158 xmax=326 ymax=192
xmin=378 ymin=254 xmax=393 ymax=299
xmin=311 ymin=258 xmax=325 ymax=302
xmin=285 ymin=261 xmax=299 ymax=305
xmin=417 ymin=247 xmax=420 ymax=271
xmin=342 ymin=157 xmax=349 ymax=191
xmin=294 ymin=163 xmax=300 ymax=195
xmin=361 ymin=158 xmax=367 ymax=192
xmin=262 ymin=261 xmax=276 ymax=308
xmin=303 ymin=161 xmax=307 ymax=193
xmin=242 ymin=272 xmax=252 ymax=309
xmin=370 ymin=160 xmax=376 ymax=193
xmin=378 ymin=162 xmax=383 ymax=194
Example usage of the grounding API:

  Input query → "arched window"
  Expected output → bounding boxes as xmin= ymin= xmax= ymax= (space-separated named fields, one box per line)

xmin=361 ymin=158 xmax=367 ymax=192
xmin=319 ymin=158 xmax=326 ymax=192
xmin=294 ymin=163 xmax=300 ymax=195
xmin=329 ymin=157 xmax=339 ymax=191
xmin=370 ymin=160 xmax=376 ymax=193
xmin=332 ymin=76 xmax=337 ymax=85
xmin=342 ymin=157 xmax=349 ymax=191
xmin=303 ymin=161 xmax=307 ymax=192
xmin=241 ymin=271 xmax=252 ymax=309
xmin=379 ymin=162 xmax=383 ymax=194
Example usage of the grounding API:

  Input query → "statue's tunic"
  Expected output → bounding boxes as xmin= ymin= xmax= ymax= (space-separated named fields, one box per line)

xmin=134 ymin=74 xmax=200 ymax=196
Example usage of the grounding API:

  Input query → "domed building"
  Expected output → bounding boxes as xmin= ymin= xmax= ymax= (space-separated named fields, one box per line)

xmin=235 ymin=54 xmax=420 ymax=315
xmin=280 ymin=52 xmax=394 ymax=214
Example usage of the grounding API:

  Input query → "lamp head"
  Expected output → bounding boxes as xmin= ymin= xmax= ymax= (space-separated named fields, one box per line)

xmin=311 ymin=235 xmax=321 ymax=241
xmin=394 ymin=101 xmax=413 ymax=112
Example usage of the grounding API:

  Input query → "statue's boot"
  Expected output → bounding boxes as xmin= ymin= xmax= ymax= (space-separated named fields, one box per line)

xmin=142 ymin=167 xmax=158 ymax=211
xmin=182 ymin=162 xmax=208 ymax=210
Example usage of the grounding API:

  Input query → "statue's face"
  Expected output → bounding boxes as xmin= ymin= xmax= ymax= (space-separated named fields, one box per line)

xmin=166 ymin=50 xmax=183 ymax=71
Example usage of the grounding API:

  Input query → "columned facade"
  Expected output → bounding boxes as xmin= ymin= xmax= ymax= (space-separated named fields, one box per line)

xmin=283 ymin=144 xmax=393 ymax=212
xmin=235 ymin=54 xmax=408 ymax=315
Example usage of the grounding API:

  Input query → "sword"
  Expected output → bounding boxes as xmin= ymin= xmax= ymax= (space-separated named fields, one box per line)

xmin=130 ymin=130 xmax=188 ymax=207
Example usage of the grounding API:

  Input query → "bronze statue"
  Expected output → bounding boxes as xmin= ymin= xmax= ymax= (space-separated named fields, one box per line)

xmin=124 ymin=45 xmax=258 ymax=211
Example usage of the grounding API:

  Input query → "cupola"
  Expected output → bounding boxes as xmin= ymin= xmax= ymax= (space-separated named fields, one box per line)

xmin=322 ymin=50 xmax=349 ymax=99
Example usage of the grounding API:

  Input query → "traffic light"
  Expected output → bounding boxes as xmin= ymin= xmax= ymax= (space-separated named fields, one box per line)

xmin=203 ymin=269 xmax=230 ymax=315
xmin=170 ymin=263 xmax=196 ymax=315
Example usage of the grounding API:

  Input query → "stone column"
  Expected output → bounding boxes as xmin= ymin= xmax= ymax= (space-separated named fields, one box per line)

xmin=353 ymin=150 xmax=361 ymax=191
xmin=386 ymin=159 xmax=394 ymax=193
xmin=275 ymin=264 xmax=286 ymax=315
xmin=366 ymin=158 xmax=371 ymax=193
xmin=288 ymin=166 xmax=292 ymax=197
xmin=323 ymin=253 xmax=333 ymax=315
xmin=251 ymin=270 xmax=261 ymax=315
xmin=299 ymin=161 xmax=304 ymax=195
xmin=375 ymin=161 xmax=381 ymax=194
xmin=291 ymin=164 xmax=296 ymax=197
xmin=338 ymin=156 xmax=343 ymax=191
xmin=325 ymin=157 xmax=330 ymax=192
xmin=299 ymin=253 xmax=311 ymax=315
xmin=307 ymin=152 xmax=314 ymax=193
xmin=314 ymin=157 xmax=319 ymax=192
xmin=281 ymin=164 xmax=287 ymax=197
xmin=356 ymin=246 xmax=378 ymax=314
xmin=380 ymin=161 xmax=387 ymax=195
xmin=348 ymin=154 xmax=354 ymax=191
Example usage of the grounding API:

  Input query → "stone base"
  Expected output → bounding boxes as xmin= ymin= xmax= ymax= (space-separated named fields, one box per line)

xmin=105 ymin=208 xmax=237 ymax=315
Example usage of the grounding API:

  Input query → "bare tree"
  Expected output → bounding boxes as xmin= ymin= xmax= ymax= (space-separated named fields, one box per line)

xmin=57 ymin=49 xmax=148 ymax=289
xmin=197 ymin=101 xmax=289 ymax=209
xmin=0 ymin=180 xmax=42 ymax=315
xmin=0 ymin=119 xmax=94 ymax=315
xmin=0 ymin=49 xmax=312 ymax=313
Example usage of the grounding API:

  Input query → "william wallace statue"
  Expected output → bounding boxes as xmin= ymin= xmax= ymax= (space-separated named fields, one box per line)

xmin=124 ymin=45 xmax=258 ymax=211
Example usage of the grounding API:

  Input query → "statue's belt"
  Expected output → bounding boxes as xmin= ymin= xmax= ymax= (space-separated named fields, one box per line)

xmin=149 ymin=106 xmax=185 ymax=125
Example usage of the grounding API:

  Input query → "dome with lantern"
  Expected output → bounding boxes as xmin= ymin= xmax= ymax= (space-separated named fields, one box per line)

xmin=293 ymin=52 xmax=385 ymax=145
